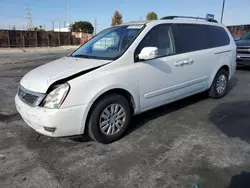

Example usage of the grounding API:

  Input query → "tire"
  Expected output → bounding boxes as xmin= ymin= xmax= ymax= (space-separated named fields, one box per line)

xmin=208 ymin=69 xmax=229 ymax=99
xmin=87 ymin=94 xmax=132 ymax=144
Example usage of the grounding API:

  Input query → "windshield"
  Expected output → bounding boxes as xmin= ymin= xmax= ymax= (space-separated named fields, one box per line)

xmin=242 ymin=30 xmax=250 ymax=39
xmin=71 ymin=25 xmax=145 ymax=60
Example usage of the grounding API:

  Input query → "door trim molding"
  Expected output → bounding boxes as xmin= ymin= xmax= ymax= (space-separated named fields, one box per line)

xmin=144 ymin=76 xmax=208 ymax=99
xmin=214 ymin=50 xmax=231 ymax=55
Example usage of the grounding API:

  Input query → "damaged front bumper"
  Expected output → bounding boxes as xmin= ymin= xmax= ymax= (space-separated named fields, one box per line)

xmin=15 ymin=94 xmax=87 ymax=137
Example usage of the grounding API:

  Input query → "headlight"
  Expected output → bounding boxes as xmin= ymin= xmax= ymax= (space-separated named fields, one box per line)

xmin=42 ymin=83 xmax=70 ymax=109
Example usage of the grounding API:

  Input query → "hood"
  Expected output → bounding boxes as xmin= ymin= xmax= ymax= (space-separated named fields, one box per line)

xmin=20 ymin=56 xmax=110 ymax=93
xmin=236 ymin=39 xmax=250 ymax=47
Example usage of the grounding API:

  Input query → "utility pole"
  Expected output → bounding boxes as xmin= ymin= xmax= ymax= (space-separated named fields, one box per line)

xmin=94 ymin=18 xmax=97 ymax=35
xmin=220 ymin=0 xmax=225 ymax=24
xmin=68 ymin=0 xmax=70 ymax=26
xmin=57 ymin=13 xmax=60 ymax=46
xmin=52 ymin=21 xmax=54 ymax=31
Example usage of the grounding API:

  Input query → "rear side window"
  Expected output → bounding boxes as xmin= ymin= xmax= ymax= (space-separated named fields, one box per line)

xmin=206 ymin=26 xmax=230 ymax=48
xmin=174 ymin=24 xmax=230 ymax=53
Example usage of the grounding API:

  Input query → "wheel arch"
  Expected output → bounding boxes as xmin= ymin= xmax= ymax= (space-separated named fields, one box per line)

xmin=208 ymin=64 xmax=230 ymax=89
xmin=90 ymin=88 xmax=137 ymax=114
xmin=80 ymin=87 xmax=139 ymax=134
xmin=220 ymin=65 xmax=230 ymax=75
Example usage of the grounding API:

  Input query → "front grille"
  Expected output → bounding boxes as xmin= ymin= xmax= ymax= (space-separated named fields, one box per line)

xmin=18 ymin=85 xmax=45 ymax=106
xmin=237 ymin=46 xmax=250 ymax=54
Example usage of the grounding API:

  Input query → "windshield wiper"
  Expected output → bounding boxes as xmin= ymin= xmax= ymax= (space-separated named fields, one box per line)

xmin=72 ymin=54 xmax=93 ymax=59
xmin=71 ymin=54 xmax=114 ymax=60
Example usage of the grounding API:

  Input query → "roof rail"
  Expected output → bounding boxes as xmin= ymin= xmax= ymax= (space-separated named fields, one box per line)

xmin=160 ymin=16 xmax=218 ymax=23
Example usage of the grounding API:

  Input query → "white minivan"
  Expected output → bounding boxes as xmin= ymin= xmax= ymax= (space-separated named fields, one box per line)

xmin=15 ymin=16 xmax=236 ymax=143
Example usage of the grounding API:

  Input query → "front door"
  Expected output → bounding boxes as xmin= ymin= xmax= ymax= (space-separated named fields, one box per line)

xmin=134 ymin=24 xmax=208 ymax=112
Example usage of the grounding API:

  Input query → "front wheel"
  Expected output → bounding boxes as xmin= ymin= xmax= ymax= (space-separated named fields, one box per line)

xmin=87 ymin=94 xmax=132 ymax=144
xmin=208 ymin=69 xmax=229 ymax=99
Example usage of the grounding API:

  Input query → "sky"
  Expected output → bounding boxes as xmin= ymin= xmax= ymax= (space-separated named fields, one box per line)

xmin=0 ymin=0 xmax=250 ymax=32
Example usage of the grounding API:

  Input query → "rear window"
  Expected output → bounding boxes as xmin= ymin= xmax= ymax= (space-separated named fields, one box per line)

xmin=174 ymin=24 xmax=230 ymax=53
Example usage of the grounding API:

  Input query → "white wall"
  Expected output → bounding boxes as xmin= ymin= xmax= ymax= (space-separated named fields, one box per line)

xmin=54 ymin=27 xmax=70 ymax=32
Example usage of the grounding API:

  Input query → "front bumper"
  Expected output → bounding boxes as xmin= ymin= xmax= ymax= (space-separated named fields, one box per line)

xmin=15 ymin=94 xmax=88 ymax=137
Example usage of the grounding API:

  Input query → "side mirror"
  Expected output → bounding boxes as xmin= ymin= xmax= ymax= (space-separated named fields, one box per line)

xmin=138 ymin=47 xmax=158 ymax=60
xmin=234 ymin=37 xmax=241 ymax=41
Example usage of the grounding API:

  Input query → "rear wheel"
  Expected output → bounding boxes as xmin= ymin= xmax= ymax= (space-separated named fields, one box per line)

xmin=208 ymin=69 xmax=229 ymax=99
xmin=87 ymin=94 xmax=132 ymax=144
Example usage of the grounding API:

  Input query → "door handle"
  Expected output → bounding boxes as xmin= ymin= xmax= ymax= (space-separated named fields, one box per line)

xmin=174 ymin=59 xmax=194 ymax=67
xmin=174 ymin=62 xmax=184 ymax=66
xmin=184 ymin=60 xmax=194 ymax=65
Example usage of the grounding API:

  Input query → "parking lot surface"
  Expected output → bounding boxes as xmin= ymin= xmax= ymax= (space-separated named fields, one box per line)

xmin=0 ymin=51 xmax=250 ymax=188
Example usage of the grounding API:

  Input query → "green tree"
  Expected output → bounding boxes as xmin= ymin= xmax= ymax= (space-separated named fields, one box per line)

xmin=34 ymin=25 xmax=45 ymax=32
xmin=111 ymin=11 xmax=123 ymax=26
xmin=70 ymin=21 xmax=94 ymax=34
xmin=146 ymin=12 xmax=158 ymax=20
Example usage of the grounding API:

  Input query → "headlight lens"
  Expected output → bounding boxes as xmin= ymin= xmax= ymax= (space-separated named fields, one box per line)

xmin=42 ymin=83 xmax=70 ymax=109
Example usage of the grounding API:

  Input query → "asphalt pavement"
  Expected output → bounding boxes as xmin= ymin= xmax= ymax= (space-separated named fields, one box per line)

xmin=0 ymin=51 xmax=250 ymax=188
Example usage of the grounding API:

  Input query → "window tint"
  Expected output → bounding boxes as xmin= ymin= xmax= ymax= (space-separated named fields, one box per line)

xmin=174 ymin=24 xmax=230 ymax=53
xmin=206 ymin=26 xmax=230 ymax=47
xmin=135 ymin=24 xmax=175 ymax=60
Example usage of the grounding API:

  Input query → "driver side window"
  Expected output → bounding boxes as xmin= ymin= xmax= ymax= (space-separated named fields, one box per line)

xmin=135 ymin=24 xmax=175 ymax=61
